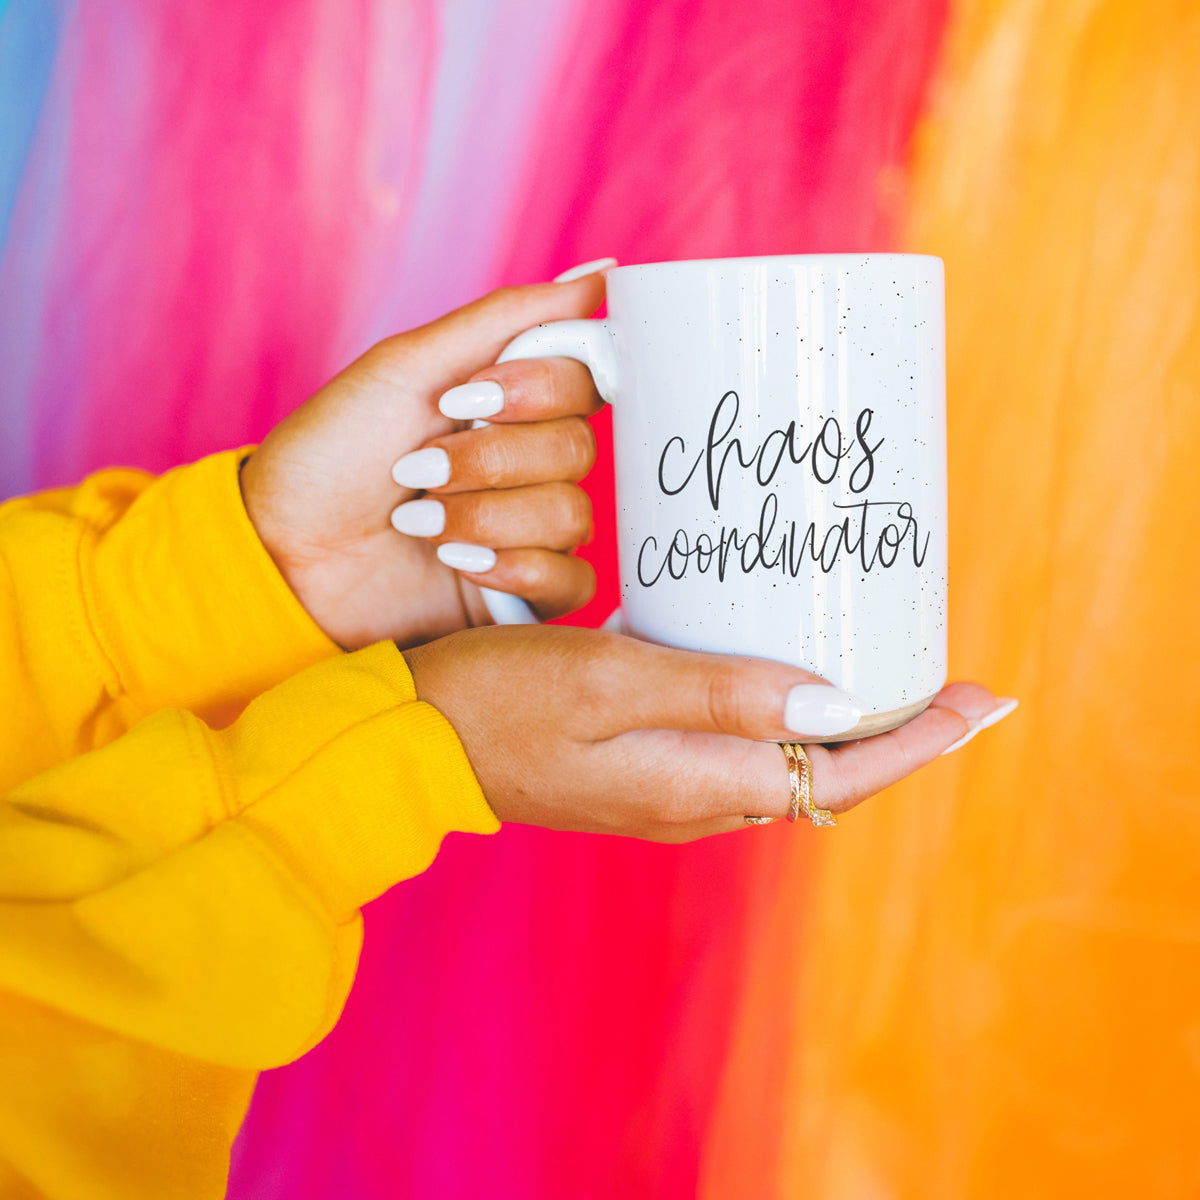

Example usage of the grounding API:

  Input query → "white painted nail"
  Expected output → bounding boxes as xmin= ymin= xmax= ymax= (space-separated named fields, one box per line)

xmin=979 ymin=696 xmax=1019 ymax=730
xmin=940 ymin=726 xmax=979 ymax=756
xmin=439 ymin=380 xmax=504 ymax=420
xmin=784 ymin=685 xmax=862 ymax=737
xmin=941 ymin=697 xmax=1019 ymax=756
xmin=391 ymin=446 xmax=450 ymax=489
xmin=390 ymin=498 xmax=445 ymax=537
xmin=553 ymin=257 xmax=618 ymax=282
xmin=437 ymin=542 xmax=497 ymax=573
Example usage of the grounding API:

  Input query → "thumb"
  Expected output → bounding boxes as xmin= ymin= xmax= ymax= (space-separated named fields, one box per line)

xmin=368 ymin=276 xmax=608 ymax=398
xmin=597 ymin=636 xmax=864 ymax=742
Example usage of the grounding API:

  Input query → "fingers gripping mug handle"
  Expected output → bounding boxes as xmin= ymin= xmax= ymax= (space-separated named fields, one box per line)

xmin=477 ymin=319 xmax=619 ymax=625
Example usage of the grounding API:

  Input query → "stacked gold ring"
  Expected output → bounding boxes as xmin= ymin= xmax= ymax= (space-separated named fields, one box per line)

xmin=743 ymin=742 xmax=837 ymax=828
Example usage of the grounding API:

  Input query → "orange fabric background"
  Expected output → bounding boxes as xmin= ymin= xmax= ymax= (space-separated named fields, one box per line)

xmin=704 ymin=2 xmax=1200 ymax=1195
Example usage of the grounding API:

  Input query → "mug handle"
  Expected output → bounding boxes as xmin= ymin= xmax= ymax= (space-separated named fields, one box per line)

xmin=476 ymin=319 xmax=619 ymax=625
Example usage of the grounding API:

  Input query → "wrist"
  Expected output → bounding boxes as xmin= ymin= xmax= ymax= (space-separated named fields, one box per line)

xmin=238 ymin=447 xmax=348 ymax=647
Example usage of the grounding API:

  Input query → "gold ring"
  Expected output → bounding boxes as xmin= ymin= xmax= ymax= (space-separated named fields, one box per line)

xmin=743 ymin=814 xmax=776 ymax=826
xmin=781 ymin=742 xmax=837 ymax=827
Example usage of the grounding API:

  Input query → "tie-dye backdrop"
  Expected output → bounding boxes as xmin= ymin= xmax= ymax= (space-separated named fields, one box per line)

xmin=2 ymin=0 xmax=1198 ymax=1196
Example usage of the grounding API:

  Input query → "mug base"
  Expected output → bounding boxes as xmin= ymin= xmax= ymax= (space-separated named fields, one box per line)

xmin=816 ymin=694 xmax=938 ymax=745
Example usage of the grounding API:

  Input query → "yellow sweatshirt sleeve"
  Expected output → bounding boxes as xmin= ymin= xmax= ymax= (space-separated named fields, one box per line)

xmin=0 ymin=640 xmax=498 ymax=1070
xmin=0 ymin=449 xmax=339 ymax=783
xmin=0 ymin=452 xmax=500 ymax=1197
xmin=0 ymin=642 xmax=498 ymax=1200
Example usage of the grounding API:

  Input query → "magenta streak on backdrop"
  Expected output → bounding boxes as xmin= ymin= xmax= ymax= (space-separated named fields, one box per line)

xmin=229 ymin=1 xmax=946 ymax=1198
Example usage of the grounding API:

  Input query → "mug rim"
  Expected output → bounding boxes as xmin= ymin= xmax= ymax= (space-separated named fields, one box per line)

xmin=608 ymin=252 xmax=943 ymax=277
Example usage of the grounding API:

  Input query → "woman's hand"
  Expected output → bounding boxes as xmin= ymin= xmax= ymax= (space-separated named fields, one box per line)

xmin=240 ymin=275 xmax=607 ymax=651
xmin=405 ymin=625 xmax=1009 ymax=841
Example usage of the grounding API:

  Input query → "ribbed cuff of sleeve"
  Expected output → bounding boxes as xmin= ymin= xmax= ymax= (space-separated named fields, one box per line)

xmin=86 ymin=449 xmax=341 ymax=719
xmin=221 ymin=641 xmax=500 ymax=919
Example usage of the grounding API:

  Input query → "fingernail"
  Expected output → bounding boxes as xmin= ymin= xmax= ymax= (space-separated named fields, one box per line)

xmin=553 ymin=257 xmax=618 ymax=282
xmin=437 ymin=542 xmax=497 ymax=573
xmin=439 ymin=380 xmax=504 ymax=420
xmin=390 ymin=498 xmax=445 ymax=537
xmin=391 ymin=447 xmax=450 ymax=489
xmin=784 ymin=685 xmax=862 ymax=736
xmin=941 ymin=697 xmax=1019 ymax=756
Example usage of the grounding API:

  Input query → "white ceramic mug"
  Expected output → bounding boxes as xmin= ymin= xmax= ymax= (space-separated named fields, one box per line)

xmin=495 ymin=254 xmax=947 ymax=740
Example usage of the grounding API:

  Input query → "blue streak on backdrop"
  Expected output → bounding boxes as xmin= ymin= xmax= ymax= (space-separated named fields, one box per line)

xmin=0 ymin=0 xmax=62 ymax=495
